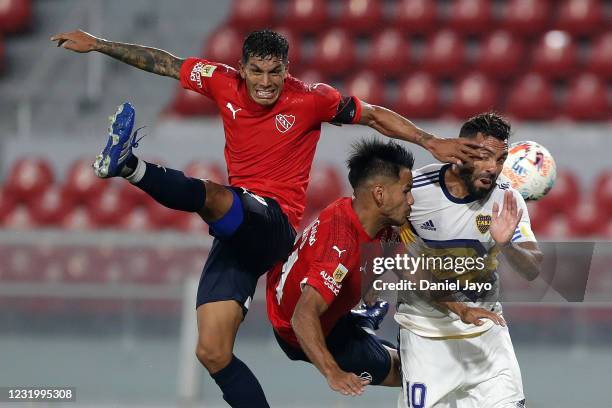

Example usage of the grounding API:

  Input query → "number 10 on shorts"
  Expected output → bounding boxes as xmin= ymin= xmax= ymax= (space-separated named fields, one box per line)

xmin=404 ymin=381 xmax=427 ymax=408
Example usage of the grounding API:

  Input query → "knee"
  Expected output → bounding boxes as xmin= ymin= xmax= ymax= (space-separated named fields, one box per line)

xmin=198 ymin=182 xmax=234 ymax=221
xmin=195 ymin=339 xmax=233 ymax=373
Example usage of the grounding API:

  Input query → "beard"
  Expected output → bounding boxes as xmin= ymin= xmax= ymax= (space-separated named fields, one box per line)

xmin=458 ymin=166 xmax=496 ymax=200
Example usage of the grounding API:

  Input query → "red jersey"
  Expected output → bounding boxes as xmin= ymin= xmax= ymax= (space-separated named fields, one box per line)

xmin=179 ymin=58 xmax=362 ymax=228
xmin=266 ymin=197 xmax=379 ymax=349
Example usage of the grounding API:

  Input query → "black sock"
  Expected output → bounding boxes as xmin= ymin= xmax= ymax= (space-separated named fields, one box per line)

xmin=210 ymin=355 xmax=270 ymax=408
xmin=133 ymin=161 xmax=206 ymax=212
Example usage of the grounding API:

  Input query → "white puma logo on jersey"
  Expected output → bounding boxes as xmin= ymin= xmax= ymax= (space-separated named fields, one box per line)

xmin=332 ymin=246 xmax=346 ymax=258
xmin=226 ymin=102 xmax=242 ymax=119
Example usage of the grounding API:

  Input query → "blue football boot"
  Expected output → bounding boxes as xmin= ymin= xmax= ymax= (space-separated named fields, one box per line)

xmin=351 ymin=300 xmax=389 ymax=331
xmin=93 ymin=102 xmax=141 ymax=178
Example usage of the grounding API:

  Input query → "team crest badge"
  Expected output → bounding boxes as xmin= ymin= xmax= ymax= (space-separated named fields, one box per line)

xmin=333 ymin=263 xmax=348 ymax=283
xmin=199 ymin=64 xmax=217 ymax=77
xmin=275 ymin=113 xmax=295 ymax=133
xmin=476 ymin=214 xmax=492 ymax=234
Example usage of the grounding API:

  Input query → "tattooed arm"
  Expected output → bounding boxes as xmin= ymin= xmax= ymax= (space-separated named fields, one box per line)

xmin=51 ymin=29 xmax=183 ymax=79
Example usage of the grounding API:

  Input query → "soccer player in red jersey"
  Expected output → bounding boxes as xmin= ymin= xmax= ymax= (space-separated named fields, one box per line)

xmin=51 ymin=29 xmax=482 ymax=407
xmin=267 ymin=140 xmax=414 ymax=397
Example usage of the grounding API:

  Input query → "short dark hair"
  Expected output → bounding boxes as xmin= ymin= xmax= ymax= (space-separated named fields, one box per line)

xmin=347 ymin=139 xmax=415 ymax=189
xmin=459 ymin=112 xmax=511 ymax=142
xmin=242 ymin=30 xmax=289 ymax=64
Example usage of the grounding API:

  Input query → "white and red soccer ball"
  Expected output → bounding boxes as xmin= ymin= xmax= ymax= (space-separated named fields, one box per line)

xmin=502 ymin=141 xmax=557 ymax=201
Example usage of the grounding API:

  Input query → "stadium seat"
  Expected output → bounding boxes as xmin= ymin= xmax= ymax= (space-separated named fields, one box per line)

xmin=365 ymin=28 xmax=410 ymax=76
xmin=2 ymin=205 xmax=35 ymax=229
xmin=531 ymin=31 xmax=577 ymax=79
xmin=395 ymin=72 xmax=440 ymax=119
xmin=184 ymin=161 xmax=227 ymax=184
xmin=63 ymin=158 xmax=107 ymax=204
xmin=174 ymin=212 xmax=209 ymax=233
xmin=535 ymin=170 xmax=580 ymax=215
xmin=339 ymin=0 xmax=383 ymax=34
xmin=118 ymin=178 xmax=150 ymax=208
xmin=478 ymin=30 xmax=525 ymax=79
xmin=143 ymin=194 xmax=183 ymax=230
xmin=305 ymin=165 xmax=344 ymax=212
xmin=167 ymin=86 xmax=219 ymax=117
xmin=421 ymin=30 xmax=466 ymax=78
xmin=0 ymin=0 xmax=32 ymax=34
xmin=311 ymin=29 xmax=356 ymax=77
xmin=586 ymin=32 xmax=612 ymax=79
xmin=563 ymin=73 xmax=610 ymax=121
xmin=0 ymin=185 xmax=16 ymax=224
xmin=392 ymin=0 xmax=437 ymax=34
xmin=4 ymin=245 xmax=41 ymax=281
xmin=5 ymin=158 xmax=54 ymax=203
xmin=566 ymin=200 xmax=605 ymax=237
xmin=449 ymin=0 xmax=493 ymax=35
xmin=449 ymin=73 xmax=499 ymax=119
xmin=61 ymin=207 xmax=97 ymax=230
xmin=119 ymin=207 xmax=156 ymax=231
xmin=557 ymin=0 xmax=603 ymax=36
xmin=594 ymin=171 xmax=612 ymax=216
xmin=343 ymin=70 xmax=384 ymax=106
xmin=295 ymin=68 xmax=324 ymax=85
xmin=506 ymin=73 xmax=556 ymax=120
xmin=273 ymin=27 xmax=302 ymax=68
xmin=203 ymin=26 xmax=243 ymax=67
xmin=502 ymin=0 xmax=551 ymax=37
xmin=86 ymin=186 xmax=130 ymax=227
xmin=284 ymin=0 xmax=329 ymax=34
xmin=228 ymin=0 xmax=275 ymax=31
xmin=28 ymin=185 xmax=74 ymax=226
xmin=525 ymin=201 xmax=552 ymax=235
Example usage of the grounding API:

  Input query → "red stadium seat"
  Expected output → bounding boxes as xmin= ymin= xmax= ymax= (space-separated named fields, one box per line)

xmin=594 ymin=171 xmax=612 ymax=216
xmin=449 ymin=73 xmax=499 ymax=119
xmin=421 ymin=30 xmax=466 ymax=78
xmin=203 ymin=26 xmax=243 ymax=67
xmin=563 ymin=73 xmax=609 ymax=121
xmin=184 ymin=161 xmax=227 ymax=184
xmin=3 ymin=245 xmax=42 ymax=281
xmin=395 ymin=72 xmax=440 ymax=119
xmin=174 ymin=212 xmax=209 ymax=233
xmin=557 ymin=0 xmax=603 ymax=36
xmin=531 ymin=31 xmax=577 ymax=79
xmin=339 ymin=0 xmax=383 ymax=34
xmin=365 ymin=29 xmax=410 ymax=76
xmin=305 ymin=165 xmax=344 ymax=212
xmin=2 ymin=205 xmax=35 ymax=229
xmin=61 ymin=207 xmax=97 ymax=230
xmin=525 ymin=201 xmax=552 ymax=236
xmin=502 ymin=0 xmax=551 ymax=37
xmin=228 ymin=0 xmax=275 ymax=31
xmin=535 ymin=170 xmax=579 ymax=215
xmin=63 ymin=158 xmax=107 ymax=204
xmin=0 ymin=0 xmax=32 ymax=34
xmin=343 ymin=70 xmax=384 ymax=106
xmin=295 ymin=68 xmax=324 ymax=85
xmin=0 ymin=186 xmax=16 ymax=224
xmin=449 ymin=0 xmax=492 ymax=35
xmin=167 ymin=86 xmax=219 ymax=117
xmin=28 ymin=185 xmax=74 ymax=226
xmin=311 ymin=29 xmax=356 ymax=77
xmin=392 ymin=0 xmax=437 ymax=34
xmin=284 ymin=0 xmax=329 ymax=34
xmin=119 ymin=207 xmax=156 ymax=231
xmin=586 ymin=32 xmax=612 ymax=79
xmin=506 ymin=73 xmax=556 ymax=120
xmin=5 ymin=158 xmax=54 ymax=203
xmin=86 ymin=186 xmax=130 ymax=227
xmin=478 ymin=30 xmax=525 ymax=79
xmin=566 ymin=200 xmax=605 ymax=237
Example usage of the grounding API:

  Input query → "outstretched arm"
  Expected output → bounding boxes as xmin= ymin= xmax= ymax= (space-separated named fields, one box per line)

xmin=292 ymin=286 xmax=368 ymax=396
xmin=359 ymin=102 xmax=482 ymax=165
xmin=51 ymin=29 xmax=184 ymax=79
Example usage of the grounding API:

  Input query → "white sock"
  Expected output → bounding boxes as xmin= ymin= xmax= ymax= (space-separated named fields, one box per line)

xmin=125 ymin=157 xmax=146 ymax=184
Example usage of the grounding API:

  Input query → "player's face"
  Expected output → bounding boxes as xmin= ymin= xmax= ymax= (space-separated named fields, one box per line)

xmin=239 ymin=56 xmax=287 ymax=106
xmin=382 ymin=168 xmax=414 ymax=226
xmin=458 ymin=133 xmax=508 ymax=199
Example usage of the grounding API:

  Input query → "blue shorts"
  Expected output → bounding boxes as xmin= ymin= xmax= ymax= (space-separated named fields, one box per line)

xmin=273 ymin=314 xmax=392 ymax=385
xmin=196 ymin=187 xmax=296 ymax=315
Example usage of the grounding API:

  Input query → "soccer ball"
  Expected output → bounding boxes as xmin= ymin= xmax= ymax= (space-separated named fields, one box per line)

xmin=501 ymin=141 xmax=557 ymax=201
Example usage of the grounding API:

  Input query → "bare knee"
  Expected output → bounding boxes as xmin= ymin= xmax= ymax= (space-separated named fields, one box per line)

xmin=198 ymin=181 xmax=234 ymax=221
xmin=195 ymin=338 xmax=233 ymax=373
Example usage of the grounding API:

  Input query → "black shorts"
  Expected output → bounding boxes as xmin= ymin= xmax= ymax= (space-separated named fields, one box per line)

xmin=273 ymin=314 xmax=392 ymax=385
xmin=196 ymin=187 xmax=296 ymax=315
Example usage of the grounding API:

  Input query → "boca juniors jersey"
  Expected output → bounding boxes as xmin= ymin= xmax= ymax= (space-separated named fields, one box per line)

xmin=180 ymin=58 xmax=362 ymax=228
